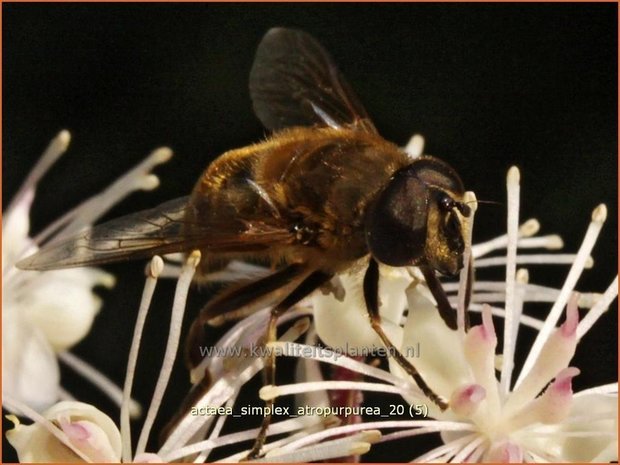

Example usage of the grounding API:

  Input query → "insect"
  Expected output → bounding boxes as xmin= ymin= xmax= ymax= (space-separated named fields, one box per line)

xmin=18 ymin=28 xmax=471 ymax=457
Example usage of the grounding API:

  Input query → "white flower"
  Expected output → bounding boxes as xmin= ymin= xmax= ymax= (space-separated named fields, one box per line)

xmin=4 ymin=132 xmax=379 ymax=464
xmin=390 ymin=168 xmax=618 ymax=462
xmin=260 ymin=166 xmax=617 ymax=462
xmin=6 ymin=401 xmax=122 ymax=462
xmin=3 ymin=131 xmax=171 ymax=413
xmin=5 ymin=132 xmax=615 ymax=463
xmin=112 ymin=165 xmax=616 ymax=463
xmin=6 ymin=248 xmax=367 ymax=463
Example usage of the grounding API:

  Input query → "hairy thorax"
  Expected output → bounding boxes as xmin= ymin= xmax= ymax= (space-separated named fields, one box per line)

xmin=187 ymin=127 xmax=410 ymax=275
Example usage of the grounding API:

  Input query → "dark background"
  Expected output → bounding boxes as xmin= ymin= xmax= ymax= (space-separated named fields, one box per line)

xmin=3 ymin=4 xmax=617 ymax=462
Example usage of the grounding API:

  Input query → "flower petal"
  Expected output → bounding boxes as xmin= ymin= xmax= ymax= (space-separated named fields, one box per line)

xmin=484 ymin=440 xmax=523 ymax=462
xmin=6 ymin=401 xmax=121 ymax=462
xmin=2 ymin=187 xmax=35 ymax=269
xmin=134 ymin=452 xmax=165 ymax=462
xmin=313 ymin=269 xmax=406 ymax=353
xmin=2 ymin=311 xmax=60 ymax=411
xmin=515 ymin=391 xmax=618 ymax=463
xmin=396 ymin=287 xmax=471 ymax=399
xmin=504 ymin=296 xmax=579 ymax=417
xmin=18 ymin=269 xmax=109 ymax=351
xmin=556 ymin=392 xmax=617 ymax=462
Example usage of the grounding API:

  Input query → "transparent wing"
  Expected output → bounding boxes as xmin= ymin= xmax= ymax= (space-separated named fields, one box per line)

xmin=250 ymin=27 xmax=377 ymax=133
xmin=17 ymin=196 xmax=294 ymax=271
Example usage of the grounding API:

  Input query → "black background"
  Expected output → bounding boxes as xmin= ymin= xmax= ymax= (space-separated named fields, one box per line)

xmin=3 ymin=4 xmax=617 ymax=462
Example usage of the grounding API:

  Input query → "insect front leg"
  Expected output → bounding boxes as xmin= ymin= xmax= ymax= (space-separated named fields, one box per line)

xmin=246 ymin=269 xmax=333 ymax=460
xmin=421 ymin=258 xmax=475 ymax=331
xmin=420 ymin=265 xmax=458 ymax=330
xmin=363 ymin=258 xmax=448 ymax=411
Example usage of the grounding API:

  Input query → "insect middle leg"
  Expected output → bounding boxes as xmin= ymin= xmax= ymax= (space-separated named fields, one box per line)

xmin=364 ymin=258 xmax=448 ymax=410
xmin=246 ymin=269 xmax=333 ymax=460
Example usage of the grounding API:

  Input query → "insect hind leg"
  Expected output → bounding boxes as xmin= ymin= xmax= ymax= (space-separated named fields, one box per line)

xmin=184 ymin=263 xmax=309 ymax=371
xmin=246 ymin=269 xmax=332 ymax=460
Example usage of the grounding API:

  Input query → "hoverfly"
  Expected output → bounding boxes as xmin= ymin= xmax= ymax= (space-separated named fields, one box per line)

xmin=18 ymin=28 xmax=471 ymax=457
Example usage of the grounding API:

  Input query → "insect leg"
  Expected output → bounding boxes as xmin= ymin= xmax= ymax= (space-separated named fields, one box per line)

xmin=202 ymin=264 xmax=308 ymax=323
xmin=364 ymin=258 xmax=448 ymax=411
xmin=247 ymin=269 xmax=333 ymax=460
xmin=420 ymin=265 xmax=458 ymax=330
xmin=184 ymin=263 xmax=309 ymax=370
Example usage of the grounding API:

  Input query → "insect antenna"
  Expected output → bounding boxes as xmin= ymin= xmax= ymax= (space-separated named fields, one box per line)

xmin=468 ymin=199 xmax=503 ymax=207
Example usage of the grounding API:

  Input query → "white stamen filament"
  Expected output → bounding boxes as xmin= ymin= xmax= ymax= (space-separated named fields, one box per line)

xmin=214 ymin=428 xmax=320 ymax=463
xmin=379 ymin=425 xmax=459 ymax=443
xmin=159 ymin=318 xmax=311 ymax=457
xmin=136 ymin=250 xmax=200 ymax=456
xmin=160 ymin=363 xmax=257 ymax=454
xmin=467 ymin=303 xmax=545 ymax=330
xmin=512 ymin=268 xmax=529 ymax=338
xmin=188 ymin=307 xmax=272 ymax=384
xmin=275 ymin=420 xmax=475 ymax=454
xmin=528 ymin=430 xmax=616 ymax=438
xmin=193 ymin=395 xmax=238 ymax=463
xmin=516 ymin=204 xmax=607 ymax=388
xmin=6 ymin=130 xmax=71 ymax=215
xmin=577 ymin=275 xmax=619 ymax=339
xmin=474 ymin=254 xmax=593 ymax=268
xmin=261 ymin=431 xmax=381 ymax=462
xmin=501 ymin=268 xmax=528 ymax=396
xmin=162 ymin=416 xmax=317 ymax=462
xmin=412 ymin=433 xmax=479 ymax=463
xmin=444 ymin=281 xmax=572 ymax=298
xmin=260 ymin=381 xmax=406 ymax=402
xmin=516 ymin=234 xmax=563 ymax=249
xmin=467 ymin=443 xmax=488 ymax=463
xmin=501 ymin=167 xmax=520 ymax=399
xmin=36 ymin=147 xmax=173 ymax=243
xmin=574 ymin=383 xmax=617 ymax=396
xmin=471 ymin=218 xmax=539 ymax=258
xmin=451 ymin=434 xmax=487 ymax=463
xmin=121 ymin=256 xmax=164 ymax=462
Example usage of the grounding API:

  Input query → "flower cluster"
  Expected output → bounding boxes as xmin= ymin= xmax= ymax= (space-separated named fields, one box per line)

xmin=3 ymin=131 xmax=171 ymax=415
xmin=4 ymin=133 xmax=617 ymax=462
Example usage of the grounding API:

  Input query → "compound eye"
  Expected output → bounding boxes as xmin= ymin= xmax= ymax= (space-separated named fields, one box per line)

xmin=439 ymin=194 xmax=455 ymax=212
